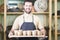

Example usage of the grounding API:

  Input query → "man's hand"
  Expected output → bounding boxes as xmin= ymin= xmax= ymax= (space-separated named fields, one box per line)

xmin=40 ymin=28 xmax=46 ymax=36
xmin=8 ymin=30 xmax=14 ymax=38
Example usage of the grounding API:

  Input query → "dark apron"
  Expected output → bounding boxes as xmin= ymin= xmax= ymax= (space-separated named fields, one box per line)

xmin=19 ymin=15 xmax=38 ymax=40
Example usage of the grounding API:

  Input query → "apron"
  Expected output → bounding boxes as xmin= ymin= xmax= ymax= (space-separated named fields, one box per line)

xmin=19 ymin=15 xmax=39 ymax=40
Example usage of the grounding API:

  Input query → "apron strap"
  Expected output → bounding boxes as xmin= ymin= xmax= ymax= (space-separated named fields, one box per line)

xmin=32 ymin=15 xmax=37 ymax=30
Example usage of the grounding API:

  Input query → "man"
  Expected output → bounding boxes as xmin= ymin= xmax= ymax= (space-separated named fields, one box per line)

xmin=9 ymin=0 xmax=46 ymax=40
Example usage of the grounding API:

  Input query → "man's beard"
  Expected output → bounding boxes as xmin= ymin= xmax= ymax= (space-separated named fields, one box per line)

xmin=24 ymin=10 xmax=31 ymax=14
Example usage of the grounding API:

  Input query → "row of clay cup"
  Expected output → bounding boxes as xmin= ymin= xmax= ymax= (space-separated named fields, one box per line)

xmin=14 ymin=30 xmax=42 ymax=36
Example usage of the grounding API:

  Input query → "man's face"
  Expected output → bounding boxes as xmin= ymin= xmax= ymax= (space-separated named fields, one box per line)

xmin=24 ymin=2 xmax=32 ymax=14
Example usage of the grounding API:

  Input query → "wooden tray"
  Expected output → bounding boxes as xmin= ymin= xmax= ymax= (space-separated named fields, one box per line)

xmin=9 ymin=35 xmax=48 ymax=38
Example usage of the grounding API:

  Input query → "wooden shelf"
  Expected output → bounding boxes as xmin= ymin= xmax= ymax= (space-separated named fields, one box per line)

xmin=53 ymin=15 xmax=60 ymax=18
xmin=32 ymin=12 xmax=49 ymax=15
xmin=57 ymin=15 xmax=60 ymax=18
xmin=57 ymin=30 xmax=60 ymax=34
xmin=0 ymin=12 xmax=49 ymax=15
xmin=52 ymin=0 xmax=60 ymax=3
xmin=7 ymin=12 xmax=23 ymax=15
xmin=0 ymin=12 xmax=4 ymax=14
xmin=57 ymin=33 xmax=60 ymax=35
xmin=6 ymin=12 xmax=49 ymax=15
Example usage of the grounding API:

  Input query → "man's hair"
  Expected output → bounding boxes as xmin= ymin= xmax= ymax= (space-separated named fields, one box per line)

xmin=24 ymin=0 xmax=33 ymax=5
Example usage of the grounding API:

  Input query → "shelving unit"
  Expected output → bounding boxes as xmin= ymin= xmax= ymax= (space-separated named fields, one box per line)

xmin=54 ymin=0 xmax=60 ymax=40
xmin=3 ymin=0 xmax=52 ymax=40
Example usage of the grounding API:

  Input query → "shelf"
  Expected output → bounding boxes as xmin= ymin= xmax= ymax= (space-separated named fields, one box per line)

xmin=32 ymin=12 xmax=49 ymax=15
xmin=57 ymin=15 xmax=60 ymax=18
xmin=6 ymin=12 xmax=49 ymax=15
xmin=52 ymin=30 xmax=60 ymax=35
xmin=7 ymin=12 xmax=23 ymax=15
xmin=0 ymin=12 xmax=4 ymax=14
xmin=53 ymin=15 xmax=60 ymax=18
xmin=56 ymin=30 xmax=60 ymax=35
xmin=57 ymin=33 xmax=60 ymax=35
xmin=52 ymin=0 xmax=60 ymax=2
xmin=0 ymin=12 xmax=49 ymax=15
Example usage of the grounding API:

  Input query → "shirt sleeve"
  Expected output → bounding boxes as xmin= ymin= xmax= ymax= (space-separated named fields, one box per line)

xmin=37 ymin=17 xmax=44 ymax=30
xmin=11 ymin=17 xmax=19 ymax=30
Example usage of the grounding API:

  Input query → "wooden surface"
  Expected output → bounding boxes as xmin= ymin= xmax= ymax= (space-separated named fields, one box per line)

xmin=0 ymin=12 xmax=49 ymax=15
xmin=54 ymin=0 xmax=58 ymax=40
xmin=57 ymin=33 xmax=60 ymax=34
xmin=53 ymin=15 xmax=60 ymax=18
xmin=4 ymin=0 xmax=6 ymax=40
xmin=49 ymin=0 xmax=52 ymax=40
xmin=9 ymin=35 xmax=48 ymax=38
xmin=0 ymin=4 xmax=4 ymax=12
